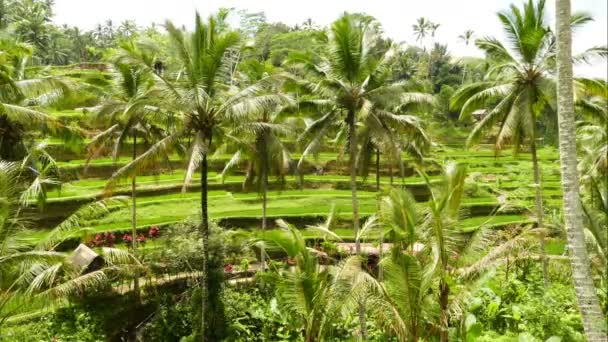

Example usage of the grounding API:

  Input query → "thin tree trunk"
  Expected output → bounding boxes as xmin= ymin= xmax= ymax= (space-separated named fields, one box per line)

xmin=461 ymin=64 xmax=467 ymax=84
xmin=530 ymin=140 xmax=549 ymax=288
xmin=389 ymin=161 xmax=394 ymax=186
xmin=200 ymin=139 xmax=210 ymax=341
xmin=439 ymin=279 xmax=449 ymax=342
xmin=347 ymin=111 xmax=366 ymax=340
xmin=261 ymin=133 xmax=268 ymax=272
xmin=131 ymin=133 xmax=139 ymax=301
xmin=555 ymin=1 xmax=607 ymax=339
xmin=348 ymin=112 xmax=360 ymax=253
xmin=378 ymin=217 xmax=384 ymax=282
xmin=375 ymin=148 xmax=380 ymax=191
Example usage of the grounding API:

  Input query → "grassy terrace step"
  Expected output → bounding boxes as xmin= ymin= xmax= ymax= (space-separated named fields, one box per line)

xmin=23 ymin=187 xmax=528 ymax=243
xmin=46 ymin=172 xmax=436 ymax=200
xmin=54 ymin=146 xmax=559 ymax=174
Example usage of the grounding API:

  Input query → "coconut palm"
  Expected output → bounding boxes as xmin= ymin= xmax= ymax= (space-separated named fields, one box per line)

xmin=450 ymin=0 xmax=600 ymax=288
xmin=86 ymin=43 xmax=165 ymax=300
xmin=366 ymin=246 xmax=437 ymax=342
xmin=412 ymin=17 xmax=430 ymax=45
xmin=218 ymin=60 xmax=294 ymax=271
xmin=457 ymin=30 xmax=475 ymax=83
xmin=357 ymin=78 xmax=432 ymax=188
xmin=457 ymin=30 xmax=474 ymax=46
xmin=362 ymin=172 xmax=504 ymax=342
xmin=290 ymin=14 xmax=434 ymax=254
xmin=555 ymin=0 xmax=607 ymax=339
xmin=261 ymin=219 xmax=373 ymax=342
xmin=105 ymin=12 xmax=290 ymax=340
xmin=417 ymin=162 xmax=495 ymax=341
xmin=219 ymin=107 xmax=293 ymax=271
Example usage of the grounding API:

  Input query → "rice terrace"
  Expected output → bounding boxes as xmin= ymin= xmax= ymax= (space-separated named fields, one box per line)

xmin=0 ymin=0 xmax=606 ymax=340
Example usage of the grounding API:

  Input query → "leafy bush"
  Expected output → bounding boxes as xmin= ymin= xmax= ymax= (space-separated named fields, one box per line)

xmin=3 ymin=307 xmax=106 ymax=342
xmin=466 ymin=270 xmax=584 ymax=341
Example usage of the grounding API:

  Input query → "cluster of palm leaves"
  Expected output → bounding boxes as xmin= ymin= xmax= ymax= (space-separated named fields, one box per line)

xmin=0 ymin=160 xmax=139 ymax=332
xmin=0 ymin=32 xmax=80 ymax=161
xmin=576 ymin=79 xmax=607 ymax=283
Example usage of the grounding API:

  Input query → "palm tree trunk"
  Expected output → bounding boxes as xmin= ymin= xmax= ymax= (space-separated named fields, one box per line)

xmin=555 ymin=1 xmax=607 ymax=339
xmin=348 ymin=112 xmax=360 ymax=253
xmin=200 ymin=140 xmax=210 ymax=341
xmin=375 ymin=148 xmax=380 ymax=191
xmin=461 ymin=64 xmax=467 ymax=84
xmin=378 ymin=218 xmax=384 ymax=282
xmin=439 ymin=279 xmax=449 ymax=342
xmin=347 ymin=110 xmax=366 ymax=340
xmin=530 ymin=139 xmax=549 ymax=288
xmin=131 ymin=133 xmax=139 ymax=301
xmin=261 ymin=138 xmax=268 ymax=272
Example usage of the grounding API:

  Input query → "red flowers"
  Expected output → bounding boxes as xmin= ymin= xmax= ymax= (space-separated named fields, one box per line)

xmin=89 ymin=232 xmax=115 ymax=247
xmin=122 ymin=234 xmax=133 ymax=243
xmin=224 ymin=264 xmax=234 ymax=273
xmin=88 ymin=225 xmax=161 ymax=248
xmin=148 ymin=226 xmax=160 ymax=238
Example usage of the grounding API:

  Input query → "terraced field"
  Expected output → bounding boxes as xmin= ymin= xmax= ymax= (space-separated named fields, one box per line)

xmin=30 ymin=117 xmax=564 ymax=247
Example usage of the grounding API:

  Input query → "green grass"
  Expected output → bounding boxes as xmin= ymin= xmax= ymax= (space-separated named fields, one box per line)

xmin=21 ymin=146 xmax=560 ymax=248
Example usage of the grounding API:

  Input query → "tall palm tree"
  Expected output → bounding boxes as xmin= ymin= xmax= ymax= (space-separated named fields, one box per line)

xmin=357 ymin=82 xmax=432 ymax=188
xmin=86 ymin=45 xmax=164 ymax=300
xmin=220 ymin=108 xmax=292 ymax=271
xmin=105 ymin=12 xmax=289 ymax=340
xmin=291 ymin=14 xmax=433 ymax=254
xmin=457 ymin=30 xmax=474 ymax=46
xmin=218 ymin=60 xmax=293 ymax=271
xmin=457 ymin=30 xmax=475 ymax=83
xmin=412 ymin=17 xmax=430 ymax=45
xmin=555 ymin=0 xmax=607 ymax=339
xmin=450 ymin=0 xmax=598 ymax=287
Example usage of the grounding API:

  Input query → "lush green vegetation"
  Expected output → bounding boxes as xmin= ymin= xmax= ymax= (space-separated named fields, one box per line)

xmin=0 ymin=0 xmax=606 ymax=341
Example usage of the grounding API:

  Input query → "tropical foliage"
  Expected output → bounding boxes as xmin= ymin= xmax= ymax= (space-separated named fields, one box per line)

xmin=0 ymin=0 xmax=606 ymax=341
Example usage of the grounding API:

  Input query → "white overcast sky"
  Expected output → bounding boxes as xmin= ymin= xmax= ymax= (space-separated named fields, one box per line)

xmin=52 ymin=0 xmax=607 ymax=78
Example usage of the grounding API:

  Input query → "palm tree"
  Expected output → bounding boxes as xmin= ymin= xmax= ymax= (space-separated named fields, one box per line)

xmin=367 ymin=246 xmax=436 ymax=341
xmin=291 ymin=14 xmax=433 ymax=254
xmin=86 ymin=45 xmax=164 ymax=300
xmin=105 ymin=12 xmax=289 ymax=340
xmin=363 ymin=171 xmax=505 ymax=342
xmin=450 ymin=0 xmax=598 ymax=288
xmin=357 ymin=82 xmax=432 ymax=189
xmin=412 ymin=17 xmax=430 ymax=46
xmin=555 ymin=0 xmax=607 ymax=339
xmin=417 ymin=162 xmax=495 ymax=341
xmin=457 ymin=30 xmax=474 ymax=46
xmin=457 ymin=30 xmax=475 ymax=83
xmin=218 ymin=60 xmax=293 ymax=272
xmin=118 ymin=20 xmax=138 ymax=39
xmin=220 ymin=111 xmax=292 ymax=271
xmin=261 ymin=219 xmax=372 ymax=342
